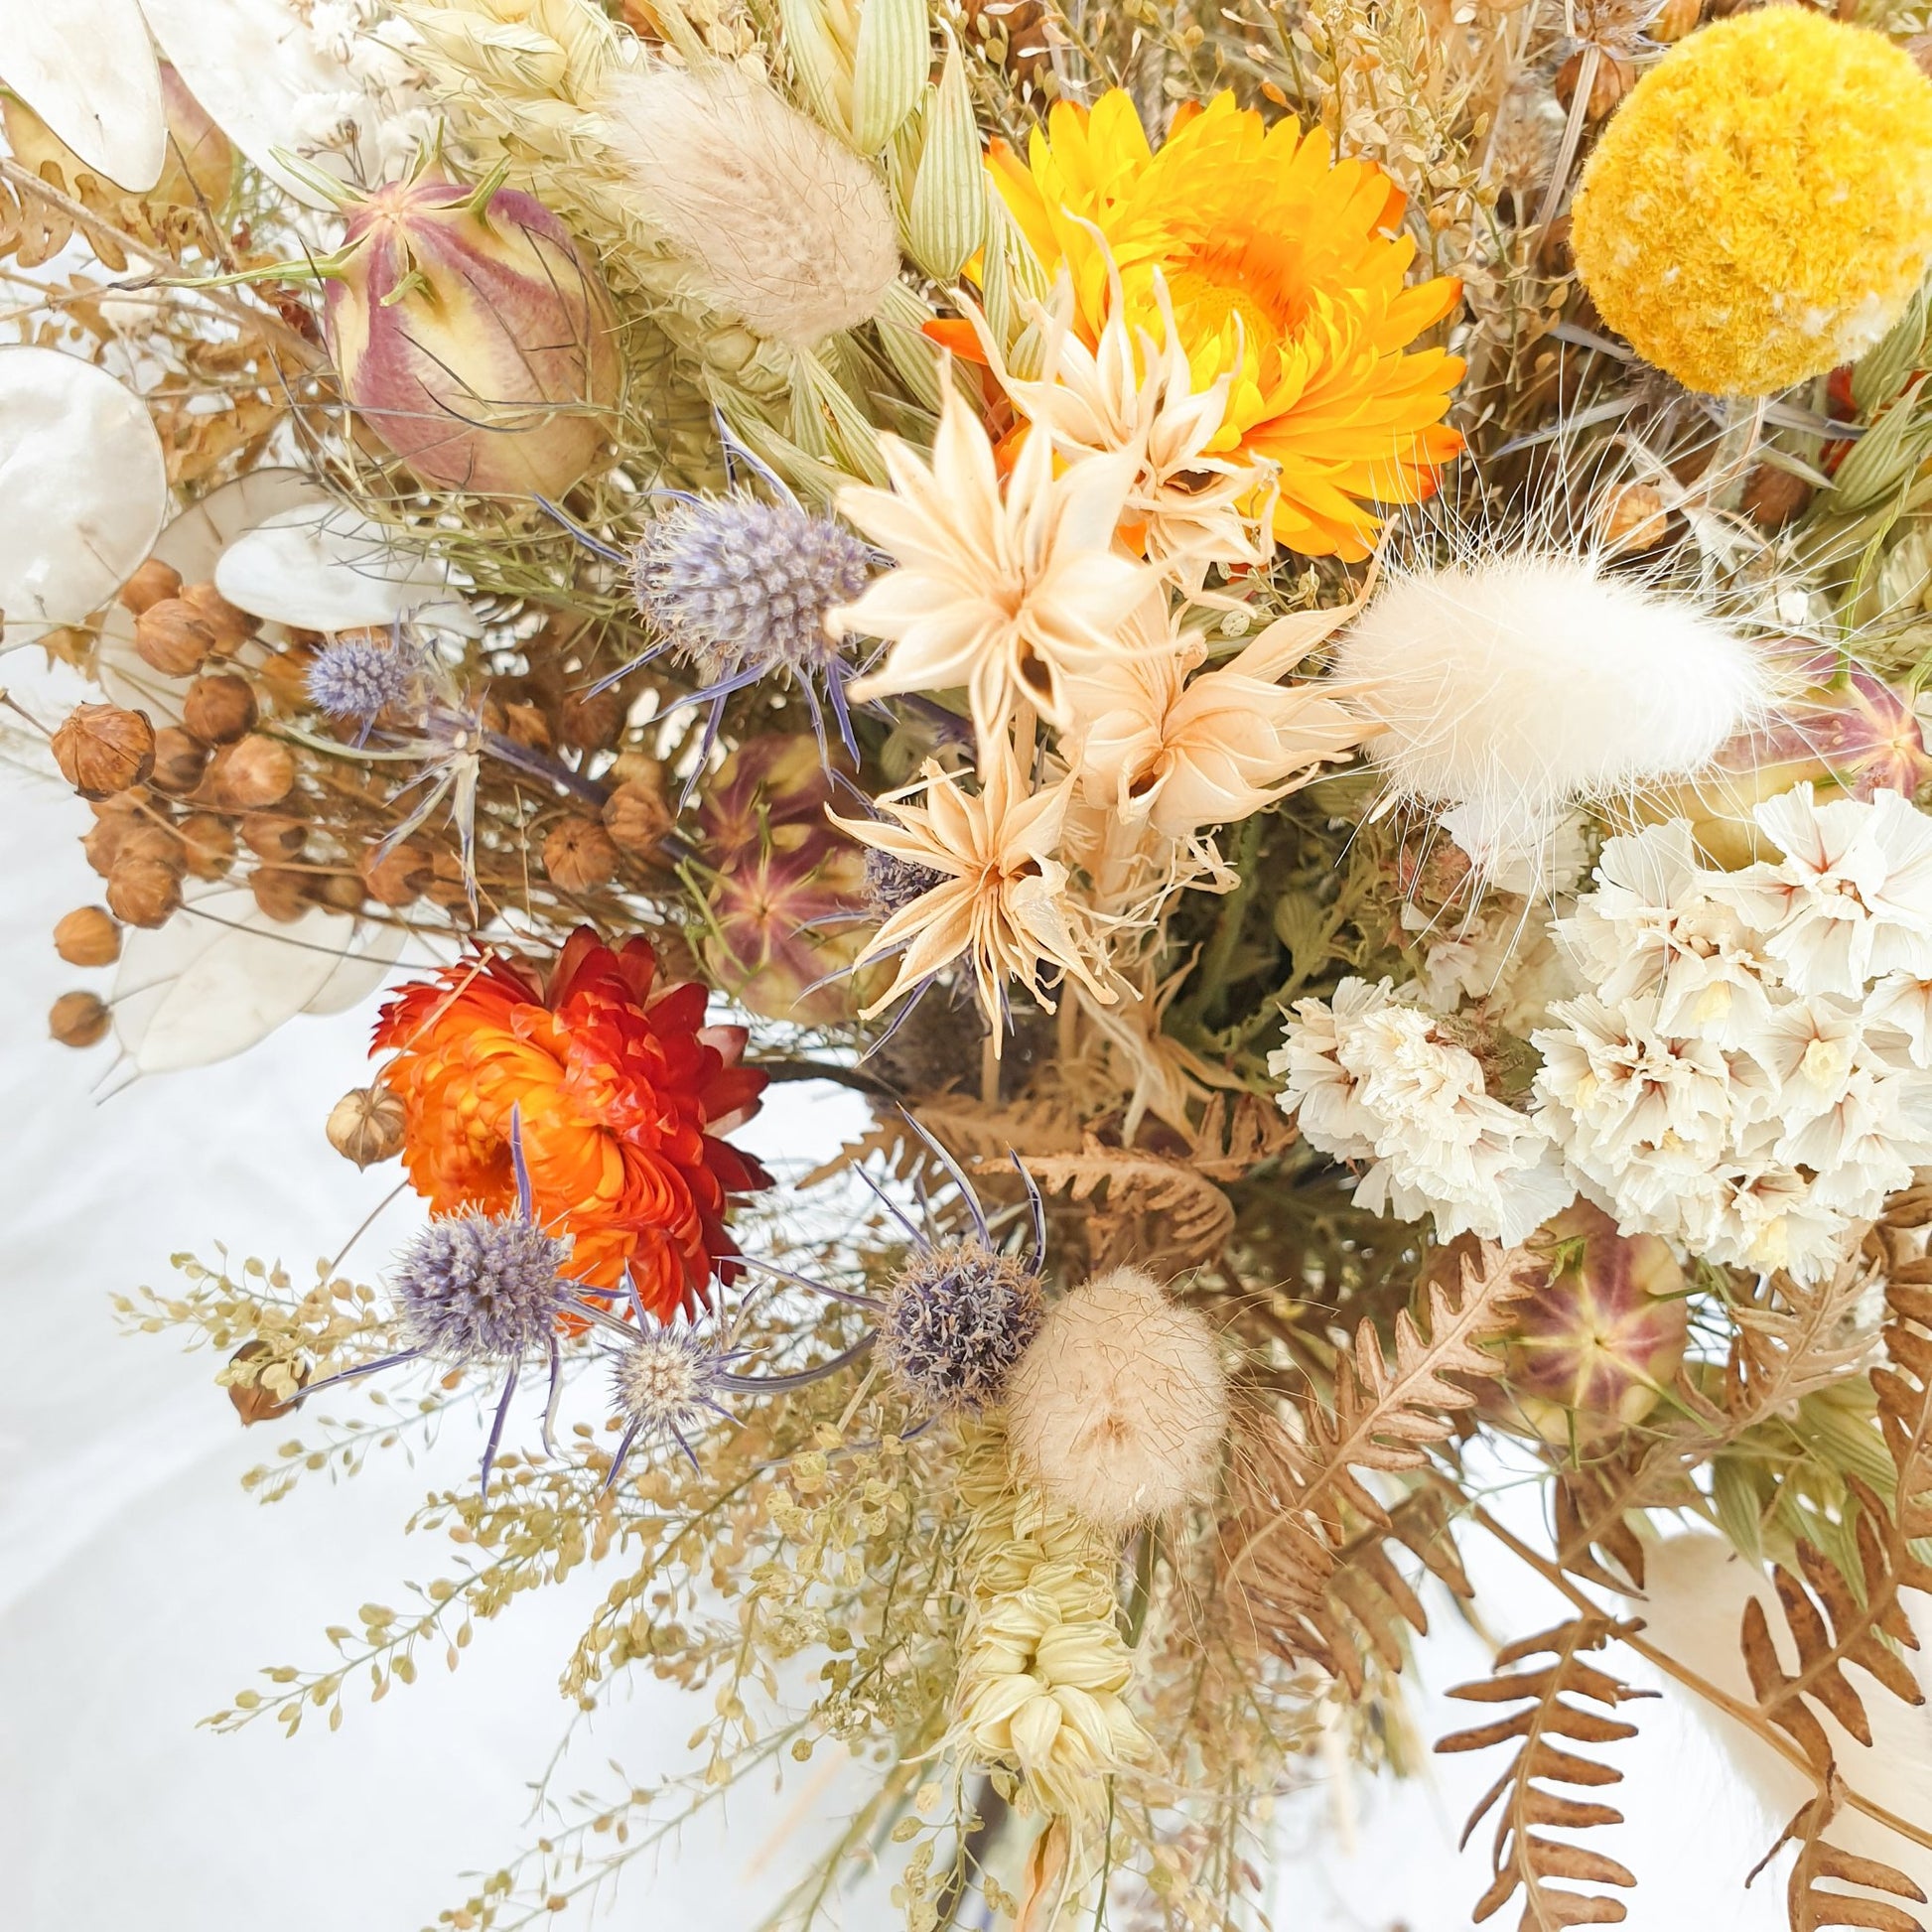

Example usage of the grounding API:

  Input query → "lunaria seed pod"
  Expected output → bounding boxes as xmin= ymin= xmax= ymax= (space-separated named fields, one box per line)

xmin=53 ymin=904 xmax=121 ymax=967
xmin=52 ymin=703 xmax=154 ymax=798
xmin=48 ymin=990 xmax=110 ymax=1047
xmin=327 ymin=1084 xmax=407 ymax=1169
xmin=182 ymin=672 xmax=258 ymax=745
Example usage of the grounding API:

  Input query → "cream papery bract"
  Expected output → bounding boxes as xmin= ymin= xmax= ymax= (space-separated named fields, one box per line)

xmin=967 ymin=273 xmax=1272 ymax=591
xmin=835 ymin=387 xmax=1153 ymax=741
xmin=1058 ymin=597 xmax=1368 ymax=840
xmin=833 ymin=733 xmax=1120 ymax=1031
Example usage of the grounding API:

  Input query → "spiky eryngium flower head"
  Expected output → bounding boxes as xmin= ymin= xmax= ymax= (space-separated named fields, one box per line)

xmin=863 ymin=845 xmax=945 ymax=917
xmin=1005 ymin=1266 xmax=1228 ymax=1532
xmin=600 ymin=61 xmax=900 ymax=346
xmin=878 ymin=1239 xmax=1043 ymax=1412
xmin=611 ymin=1324 xmax=726 ymax=1436
xmin=1331 ymin=551 xmax=1765 ymax=882
xmin=632 ymin=495 xmax=873 ymax=685
xmin=391 ymin=1209 xmax=572 ymax=1364
xmin=306 ymin=633 xmax=419 ymax=721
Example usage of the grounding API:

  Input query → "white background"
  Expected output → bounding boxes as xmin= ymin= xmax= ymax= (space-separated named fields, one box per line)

xmin=0 ymin=663 xmax=1875 ymax=1932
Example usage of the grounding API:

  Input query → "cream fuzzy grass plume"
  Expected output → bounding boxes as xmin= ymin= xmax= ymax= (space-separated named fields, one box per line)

xmin=1332 ymin=552 xmax=1768 ymax=880
xmin=600 ymin=61 xmax=900 ymax=347
xmin=1005 ymin=1267 xmax=1228 ymax=1532
xmin=1636 ymin=1533 xmax=1932 ymax=1897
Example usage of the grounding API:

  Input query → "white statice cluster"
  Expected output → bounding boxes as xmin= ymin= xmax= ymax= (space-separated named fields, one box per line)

xmin=1531 ymin=787 xmax=1932 ymax=1281
xmin=293 ymin=0 xmax=441 ymax=180
xmin=1269 ymin=977 xmax=1571 ymax=1244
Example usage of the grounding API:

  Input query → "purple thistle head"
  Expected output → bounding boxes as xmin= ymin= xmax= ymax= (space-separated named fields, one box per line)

xmin=630 ymin=495 xmax=874 ymax=686
xmin=391 ymin=1210 xmax=572 ymax=1364
xmin=878 ymin=1239 xmax=1043 ymax=1412
xmin=611 ymin=1325 xmax=728 ymax=1439
xmin=307 ymin=634 xmax=420 ymax=723
xmin=863 ymin=846 xmax=945 ymax=917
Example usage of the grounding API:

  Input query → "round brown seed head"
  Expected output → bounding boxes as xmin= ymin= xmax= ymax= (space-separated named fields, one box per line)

xmin=179 ymin=581 xmax=257 ymax=652
xmin=49 ymin=990 xmax=111 ymax=1047
xmin=148 ymin=726 xmax=209 ymax=796
xmin=106 ymin=857 xmax=184 ymax=928
xmin=327 ymin=1083 xmax=407 ymax=1168
xmin=54 ymin=904 xmax=121 ymax=967
xmin=178 ymin=812 xmax=236 ymax=880
xmin=52 ymin=703 xmax=155 ymax=798
xmin=240 ymin=811 xmax=304 ymax=860
xmin=183 ymin=671 xmax=258 ymax=745
xmin=118 ymin=556 xmax=183 ymax=616
xmin=543 ymin=815 xmax=619 ymax=891
xmin=225 ymin=1340 xmax=306 ymax=1426
xmin=207 ymin=734 xmax=294 ymax=808
xmin=359 ymin=839 xmax=432 ymax=907
xmin=249 ymin=865 xmax=311 ymax=922
xmin=603 ymin=778 xmax=672 ymax=856
xmin=133 ymin=598 xmax=216 ymax=676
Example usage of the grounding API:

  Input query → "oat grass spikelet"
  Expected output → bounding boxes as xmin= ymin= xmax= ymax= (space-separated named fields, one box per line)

xmin=989 ymin=90 xmax=1463 ymax=561
xmin=1006 ymin=1266 xmax=1229 ymax=1532
xmin=1572 ymin=11 xmax=1932 ymax=396
xmin=601 ymin=62 xmax=900 ymax=347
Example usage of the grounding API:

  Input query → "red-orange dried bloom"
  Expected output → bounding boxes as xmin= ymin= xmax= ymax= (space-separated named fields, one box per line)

xmin=372 ymin=927 xmax=770 ymax=1320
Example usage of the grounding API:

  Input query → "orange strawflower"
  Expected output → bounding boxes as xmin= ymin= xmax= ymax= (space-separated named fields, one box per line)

xmin=372 ymin=927 xmax=770 ymax=1321
xmin=987 ymin=90 xmax=1464 ymax=561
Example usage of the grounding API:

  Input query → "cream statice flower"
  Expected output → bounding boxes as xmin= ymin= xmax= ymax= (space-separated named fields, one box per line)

xmin=1056 ymin=595 xmax=1366 ymax=841
xmin=1405 ymin=896 xmax=1576 ymax=1037
xmin=1531 ymin=788 xmax=1932 ymax=1281
xmin=835 ymin=388 xmax=1151 ymax=740
xmin=1705 ymin=784 xmax=1932 ymax=998
xmin=971 ymin=271 xmax=1272 ymax=591
xmin=1271 ymin=977 xmax=1570 ymax=1244
xmin=833 ymin=731 xmax=1118 ymax=1031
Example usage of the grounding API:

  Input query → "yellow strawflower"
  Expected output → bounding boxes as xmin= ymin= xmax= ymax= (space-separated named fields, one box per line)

xmin=987 ymin=91 xmax=1463 ymax=563
xmin=1572 ymin=11 xmax=1932 ymax=398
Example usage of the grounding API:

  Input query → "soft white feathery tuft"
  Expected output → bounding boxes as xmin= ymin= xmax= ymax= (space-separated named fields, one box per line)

xmin=1637 ymin=1532 xmax=1932 ymax=1899
xmin=1331 ymin=553 xmax=1766 ymax=878
xmin=1005 ymin=1267 xmax=1228 ymax=1533
xmin=600 ymin=63 xmax=900 ymax=346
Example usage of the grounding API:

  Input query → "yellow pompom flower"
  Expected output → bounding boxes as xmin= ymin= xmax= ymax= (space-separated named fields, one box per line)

xmin=1571 ymin=11 xmax=1932 ymax=398
xmin=987 ymin=91 xmax=1463 ymax=562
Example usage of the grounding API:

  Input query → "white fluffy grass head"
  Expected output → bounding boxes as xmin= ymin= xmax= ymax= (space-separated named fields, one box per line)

xmin=1005 ymin=1267 xmax=1228 ymax=1534
xmin=601 ymin=63 xmax=900 ymax=346
xmin=1331 ymin=551 xmax=1768 ymax=879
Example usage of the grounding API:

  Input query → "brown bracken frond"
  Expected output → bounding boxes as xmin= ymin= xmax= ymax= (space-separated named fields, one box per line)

xmin=1438 ymin=1616 xmax=1654 ymax=1929
xmin=1752 ymin=1793 xmax=1927 ymax=1932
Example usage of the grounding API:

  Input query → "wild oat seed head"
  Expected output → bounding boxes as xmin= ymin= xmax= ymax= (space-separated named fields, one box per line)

xmin=307 ymin=634 xmax=417 ymax=722
xmin=633 ymin=496 xmax=874 ymax=685
xmin=879 ymin=1240 xmax=1043 ymax=1412
xmin=862 ymin=846 xmax=945 ymax=917
xmin=601 ymin=63 xmax=901 ymax=346
xmin=391 ymin=1209 xmax=571 ymax=1364
xmin=611 ymin=1324 xmax=724 ymax=1434
xmin=1005 ymin=1267 xmax=1228 ymax=1532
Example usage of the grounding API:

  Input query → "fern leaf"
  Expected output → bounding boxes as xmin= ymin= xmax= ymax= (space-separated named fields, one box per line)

xmin=1438 ymin=1616 xmax=1653 ymax=1930
xmin=1754 ymin=1795 xmax=1927 ymax=1932
xmin=1003 ymin=1142 xmax=1236 ymax=1273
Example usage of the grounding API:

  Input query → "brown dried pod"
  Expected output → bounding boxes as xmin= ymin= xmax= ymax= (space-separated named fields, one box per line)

xmin=360 ymin=839 xmax=432 ymax=907
xmin=315 ymin=870 xmax=367 ymax=914
xmin=1741 ymin=463 xmax=1813 ymax=530
xmin=226 ymin=1339 xmax=306 ymax=1426
xmin=559 ymin=683 xmax=628 ymax=753
xmin=133 ymin=598 xmax=217 ymax=676
xmin=80 ymin=816 xmax=126 ymax=879
xmin=106 ymin=857 xmax=184 ymax=927
xmin=180 ymin=581 xmax=257 ymax=653
xmin=500 ymin=700 xmax=553 ymax=751
xmin=52 ymin=702 xmax=155 ymax=798
xmin=118 ymin=556 xmax=183 ymax=616
xmin=426 ymin=847 xmax=476 ymax=914
xmin=1649 ymin=0 xmax=1701 ymax=40
xmin=148 ymin=726 xmax=210 ymax=796
xmin=207 ymin=734 xmax=295 ymax=808
xmin=179 ymin=812 xmax=236 ymax=880
xmin=250 ymin=865 xmax=312 ymax=922
xmin=603 ymin=777 xmax=672 ymax=856
xmin=1555 ymin=49 xmax=1633 ymax=120
xmin=327 ymin=1083 xmax=407 ymax=1168
xmin=48 ymin=989 xmax=110 ymax=1047
xmin=241 ymin=811 xmax=305 ymax=859
xmin=252 ymin=641 xmax=319 ymax=714
xmin=112 ymin=821 xmax=186 ymax=872
xmin=182 ymin=671 xmax=259 ymax=745
xmin=1537 ymin=213 xmax=1575 ymax=279
xmin=543 ymin=815 xmax=620 ymax=891
xmin=54 ymin=904 xmax=121 ymax=967
xmin=1595 ymin=482 xmax=1671 ymax=554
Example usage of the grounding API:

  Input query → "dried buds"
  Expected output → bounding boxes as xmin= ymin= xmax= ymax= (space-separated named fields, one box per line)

xmin=52 ymin=703 xmax=154 ymax=798
xmin=48 ymin=990 xmax=110 ymax=1047
xmin=53 ymin=904 xmax=121 ymax=967
xmin=182 ymin=672 xmax=258 ymax=745
xmin=118 ymin=557 xmax=183 ymax=616
xmin=225 ymin=1340 xmax=305 ymax=1426
xmin=206 ymin=735 xmax=295 ymax=809
xmin=133 ymin=599 xmax=216 ymax=676
xmin=327 ymin=1084 xmax=407 ymax=1168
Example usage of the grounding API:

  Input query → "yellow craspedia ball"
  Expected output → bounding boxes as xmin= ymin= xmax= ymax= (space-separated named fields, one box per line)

xmin=1571 ymin=10 xmax=1932 ymax=397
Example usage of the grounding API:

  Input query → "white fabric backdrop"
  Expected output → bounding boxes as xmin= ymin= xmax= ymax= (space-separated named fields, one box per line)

xmin=0 ymin=667 xmax=1802 ymax=1931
